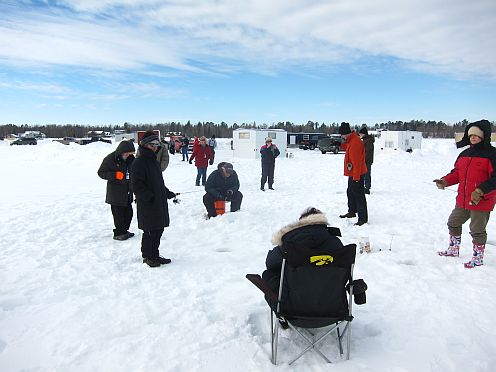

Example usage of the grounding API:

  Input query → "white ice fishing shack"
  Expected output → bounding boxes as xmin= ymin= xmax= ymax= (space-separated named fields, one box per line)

xmin=377 ymin=130 xmax=422 ymax=152
xmin=232 ymin=129 xmax=287 ymax=159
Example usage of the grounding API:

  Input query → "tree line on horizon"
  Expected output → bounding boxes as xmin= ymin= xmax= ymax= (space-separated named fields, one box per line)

xmin=0 ymin=119 xmax=492 ymax=139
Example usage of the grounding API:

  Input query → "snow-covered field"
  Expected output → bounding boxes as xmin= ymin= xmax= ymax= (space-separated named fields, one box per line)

xmin=1 ymin=137 xmax=495 ymax=372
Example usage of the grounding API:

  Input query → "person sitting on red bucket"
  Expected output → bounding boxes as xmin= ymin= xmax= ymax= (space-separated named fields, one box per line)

xmin=203 ymin=162 xmax=243 ymax=218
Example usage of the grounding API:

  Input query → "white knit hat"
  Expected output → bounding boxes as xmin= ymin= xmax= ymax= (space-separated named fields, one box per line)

xmin=468 ymin=126 xmax=484 ymax=139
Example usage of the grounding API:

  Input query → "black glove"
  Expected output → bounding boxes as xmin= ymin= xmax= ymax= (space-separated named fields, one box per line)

xmin=209 ymin=159 xmax=214 ymax=165
xmin=226 ymin=189 xmax=234 ymax=201
xmin=189 ymin=160 xmax=192 ymax=164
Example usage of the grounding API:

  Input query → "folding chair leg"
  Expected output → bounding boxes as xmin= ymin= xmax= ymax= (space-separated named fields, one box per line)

xmin=337 ymin=327 xmax=343 ymax=356
xmin=271 ymin=311 xmax=280 ymax=365
xmin=346 ymin=321 xmax=352 ymax=360
xmin=288 ymin=326 xmax=336 ymax=365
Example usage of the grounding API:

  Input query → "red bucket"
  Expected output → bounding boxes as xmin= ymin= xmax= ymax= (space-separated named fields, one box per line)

xmin=214 ymin=200 xmax=225 ymax=215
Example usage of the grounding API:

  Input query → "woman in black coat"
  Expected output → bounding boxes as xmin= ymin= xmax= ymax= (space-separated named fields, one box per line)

xmin=131 ymin=132 xmax=177 ymax=267
xmin=98 ymin=140 xmax=135 ymax=240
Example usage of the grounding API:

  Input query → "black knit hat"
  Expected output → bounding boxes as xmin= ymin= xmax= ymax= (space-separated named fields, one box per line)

xmin=338 ymin=122 xmax=352 ymax=135
xmin=141 ymin=130 xmax=159 ymax=146
xmin=359 ymin=126 xmax=368 ymax=135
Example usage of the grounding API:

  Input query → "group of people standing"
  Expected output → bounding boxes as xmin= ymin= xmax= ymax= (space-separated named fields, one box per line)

xmin=98 ymin=131 xmax=178 ymax=267
xmin=98 ymin=131 xmax=239 ymax=267
xmin=98 ymin=119 xmax=495 ymax=270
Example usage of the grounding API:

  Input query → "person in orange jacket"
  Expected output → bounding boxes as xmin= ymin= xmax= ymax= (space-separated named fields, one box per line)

xmin=338 ymin=122 xmax=368 ymax=225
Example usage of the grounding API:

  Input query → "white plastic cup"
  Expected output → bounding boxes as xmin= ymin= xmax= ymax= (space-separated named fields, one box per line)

xmin=359 ymin=237 xmax=371 ymax=253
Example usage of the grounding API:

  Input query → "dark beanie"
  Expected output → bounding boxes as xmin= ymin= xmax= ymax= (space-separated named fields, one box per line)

xmin=359 ymin=126 xmax=368 ymax=135
xmin=141 ymin=130 xmax=159 ymax=146
xmin=338 ymin=122 xmax=352 ymax=135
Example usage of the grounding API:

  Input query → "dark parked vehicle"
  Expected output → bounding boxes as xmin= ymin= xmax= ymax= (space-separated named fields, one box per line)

xmin=288 ymin=132 xmax=327 ymax=150
xmin=52 ymin=137 xmax=76 ymax=145
xmin=318 ymin=135 xmax=346 ymax=154
xmin=77 ymin=137 xmax=112 ymax=145
xmin=10 ymin=137 xmax=37 ymax=146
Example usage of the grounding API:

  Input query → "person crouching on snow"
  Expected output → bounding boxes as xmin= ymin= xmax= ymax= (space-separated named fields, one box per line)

xmin=434 ymin=120 xmax=496 ymax=268
xmin=203 ymin=162 xmax=243 ymax=218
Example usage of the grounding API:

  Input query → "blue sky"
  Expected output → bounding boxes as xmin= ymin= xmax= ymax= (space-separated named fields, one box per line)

xmin=0 ymin=0 xmax=495 ymax=126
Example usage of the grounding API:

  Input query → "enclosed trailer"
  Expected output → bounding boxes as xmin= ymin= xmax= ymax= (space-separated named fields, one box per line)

xmin=287 ymin=132 xmax=327 ymax=150
xmin=378 ymin=130 xmax=422 ymax=151
xmin=233 ymin=129 xmax=287 ymax=159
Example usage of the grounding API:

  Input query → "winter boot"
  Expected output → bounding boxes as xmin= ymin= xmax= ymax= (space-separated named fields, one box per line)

xmin=438 ymin=235 xmax=460 ymax=257
xmin=339 ymin=212 xmax=356 ymax=219
xmin=464 ymin=244 xmax=485 ymax=268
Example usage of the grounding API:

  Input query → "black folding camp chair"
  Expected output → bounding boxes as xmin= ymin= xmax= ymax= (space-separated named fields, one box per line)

xmin=247 ymin=243 xmax=358 ymax=365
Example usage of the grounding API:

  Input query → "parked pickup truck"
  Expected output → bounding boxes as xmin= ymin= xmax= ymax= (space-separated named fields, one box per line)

xmin=318 ymin=135 xmax=346 ymax=154
xmin=10 ymin=137 xmax=37 ymax=146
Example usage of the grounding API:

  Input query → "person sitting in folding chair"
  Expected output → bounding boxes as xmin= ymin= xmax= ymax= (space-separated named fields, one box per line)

xmin=262 ymin=207 xmax=345 ymax=312
xmin=247 ymin=207 xmax=366 ymax=365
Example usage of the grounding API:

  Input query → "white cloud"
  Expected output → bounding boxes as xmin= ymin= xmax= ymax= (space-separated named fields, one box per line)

xmin=0 ymin=0 xmax=494 ymax=79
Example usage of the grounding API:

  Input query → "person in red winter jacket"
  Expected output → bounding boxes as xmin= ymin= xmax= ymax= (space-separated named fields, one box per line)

xmin=338 ymin=122 xmax=368 ymax=226
xmin=434 ymin=120 xmax=496 ymax=268
xmin=189 ymin=136 xmax=214 ymax=186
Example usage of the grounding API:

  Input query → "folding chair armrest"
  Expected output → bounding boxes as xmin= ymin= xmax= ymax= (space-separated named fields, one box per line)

xmin=246 ymin=274 xmax=278 ymax=302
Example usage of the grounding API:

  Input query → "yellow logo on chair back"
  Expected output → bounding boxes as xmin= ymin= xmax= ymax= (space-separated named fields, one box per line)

xmin=309 ymin=255 xmax=334 ymax=266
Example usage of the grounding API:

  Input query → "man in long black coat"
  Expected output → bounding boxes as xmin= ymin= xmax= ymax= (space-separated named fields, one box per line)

xmin=203 ymin=162 xmax=243 ymax=218
xmin=131 ymin=131 xmax=177 ymax=267
xmin=260 ymin=137 xmax=280 ymax=191
xmin=98 ymin=140 xmax=136 ymax=240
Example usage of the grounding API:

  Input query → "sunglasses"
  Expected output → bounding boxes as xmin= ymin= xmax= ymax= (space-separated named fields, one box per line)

xmin=148 ymin=142 xmax=161 ymax=147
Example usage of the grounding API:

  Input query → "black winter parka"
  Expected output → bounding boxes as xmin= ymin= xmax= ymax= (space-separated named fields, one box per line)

xmin=97 ymin=140 xmax=135 ymax=206
xmin=131 ymin=146 xmax=175 ymax=231
xmin=204 ymin=168 xmax=240 ymax=200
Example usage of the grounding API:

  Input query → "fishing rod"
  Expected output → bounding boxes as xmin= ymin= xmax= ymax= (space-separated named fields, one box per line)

xmin=423 ymin=181 xmax=457 ymax=193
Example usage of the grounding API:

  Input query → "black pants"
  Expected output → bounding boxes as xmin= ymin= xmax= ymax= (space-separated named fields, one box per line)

xmin=111 ymin=205 xmax=133 ymax=236
xmin=364 ymin=161 xmax=372 ymax=190
xmin=261 ymin=163 xmax=275 ymax=188
xmin=141 ymin=228 xmax=164 ymax=259
xmin=347 ymin=176 xmax=368 ymax=222
xmin=203 ymin=191 xmax=243 ymax=218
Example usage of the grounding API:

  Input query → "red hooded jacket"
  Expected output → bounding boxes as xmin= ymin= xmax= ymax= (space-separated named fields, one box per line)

xmin=443 ymin=120 xmax=496 ymax=211
xmin=190 ymin=144 xmax=213 ymax=168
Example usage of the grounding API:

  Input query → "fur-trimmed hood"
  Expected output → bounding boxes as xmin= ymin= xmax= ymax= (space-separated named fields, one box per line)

xmin=271 ymin=213 xmax=329 ymax=246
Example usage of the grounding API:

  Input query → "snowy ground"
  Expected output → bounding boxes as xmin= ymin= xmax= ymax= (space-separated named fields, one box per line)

xmin=1 ymin=137 xmax=495 ymax=372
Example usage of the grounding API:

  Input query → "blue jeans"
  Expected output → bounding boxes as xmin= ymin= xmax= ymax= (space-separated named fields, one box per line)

xmin=196 ymin=167 xmax=207 ymax=186
xmin=181 ymin=147 xmax=189 ymax=161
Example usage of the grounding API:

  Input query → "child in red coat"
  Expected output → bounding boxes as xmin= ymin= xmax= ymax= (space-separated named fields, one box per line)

xmin=434 ymin=120 xmax=496 ymax=268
